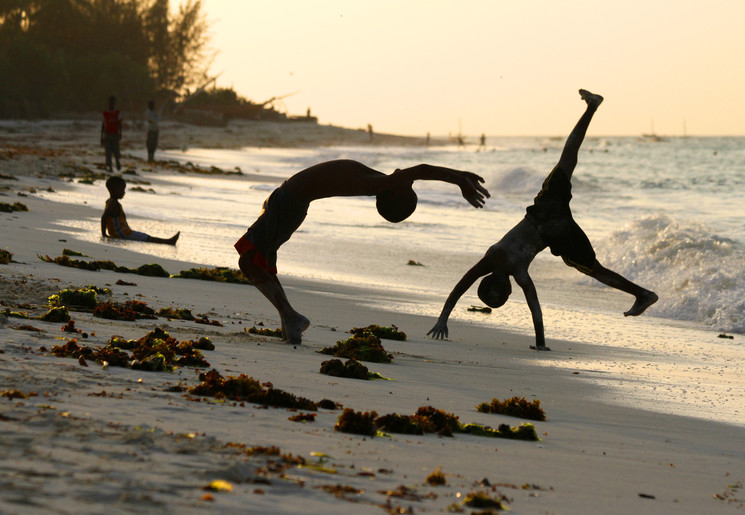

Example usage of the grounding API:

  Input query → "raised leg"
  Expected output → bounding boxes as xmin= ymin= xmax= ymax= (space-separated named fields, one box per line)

xmin=239 ymin=251 xmax=310 ymax=344
xmin=557 ymin=89 xmax=604 ymax=179
xmin=587 ymin=262 xmax=658 ymax=316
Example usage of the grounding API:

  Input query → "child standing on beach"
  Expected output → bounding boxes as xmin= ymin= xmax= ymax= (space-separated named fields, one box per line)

xmin=427 ymin=89 xmax=658 ymax=350
xmin=101 ymin=96 xmax=122 ymax=172
xmin=235 ymin=160 xmax=490 ymax=345
xmin=101 ymin=176 xmax=180 ymax=245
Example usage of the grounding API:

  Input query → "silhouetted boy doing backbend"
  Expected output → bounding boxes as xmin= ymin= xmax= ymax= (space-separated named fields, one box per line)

xmin=428 ymin=90 xmax=657 ymax=350
xmin=235 ymin=160 xmax=490 ymax=345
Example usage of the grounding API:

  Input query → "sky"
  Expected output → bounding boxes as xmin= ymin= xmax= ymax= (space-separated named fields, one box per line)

xmin=192 ymin=0 xmax=745 ymax=137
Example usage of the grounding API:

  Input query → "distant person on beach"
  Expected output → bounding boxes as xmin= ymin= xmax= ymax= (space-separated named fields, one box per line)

xmin=145 ymin=100 xmax=159 ymax=162
xmin=101 ymin=96 xmax=122 ymax=171
xmin=101 ymin=176 xmax=179 ymax=245
xmin=427 ymin=89 xmax=658 ymax=350
xmin=235 ymin=160 xmax=490 ymax=345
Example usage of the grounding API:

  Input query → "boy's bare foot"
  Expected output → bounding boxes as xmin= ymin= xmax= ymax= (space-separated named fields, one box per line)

xmin=624 ymin=291 xmax=658 ymax=317
xmin=530 ymin=344 xmax=552 ymax=351
xmin=166 ymin=232 xmax=180 ymax=245
xmin=285 ymin=313 xmax=310 ymax=345
xmin=579 ymin=89 xmax=604 ymax=108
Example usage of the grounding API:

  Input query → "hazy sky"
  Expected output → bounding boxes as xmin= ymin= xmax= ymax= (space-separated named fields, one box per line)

xmin=195 ymin=0 xmax=744 ymax=137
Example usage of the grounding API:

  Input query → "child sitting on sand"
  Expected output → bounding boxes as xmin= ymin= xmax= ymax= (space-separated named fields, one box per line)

xmin=236 ymin=159 xmax=490 ymax=345
xmin=427 ymin=89 xmax=657 ymax=350
xmin=101 ymin=176 xmax=180 ymax=245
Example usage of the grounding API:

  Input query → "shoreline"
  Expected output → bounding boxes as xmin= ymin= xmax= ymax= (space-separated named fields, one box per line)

xmin=2 ymin=122 xmax=744 ymax=513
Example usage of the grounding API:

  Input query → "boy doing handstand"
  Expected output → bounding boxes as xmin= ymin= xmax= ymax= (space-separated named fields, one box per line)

xmin=102 ymin=176 xmax=180 ymax=245
xmin=235 ymin=160 xmax=490 ymax=345
xmin=427 ymin=90 xmax=657 ymax=350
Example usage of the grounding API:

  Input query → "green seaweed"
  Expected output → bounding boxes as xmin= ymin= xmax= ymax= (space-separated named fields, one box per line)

xmin=461 ymin=422 xmax=539 ymax=441
xmin=172 ymin=266 xmax=251 ymax=284
xmin=48 ymin=288 xmax=98 ymax=310
xmin=476 ymin=396 xmax=546 ymax=421
xmin=0 ymin=201 xmax=28 ymax=212
xmin=50 ymin=328 xmax=212 ymax=371
xmin=94 ymin=300 xmax=156 ymax=321
xmin=247 ymin=326 xmax=283 ymax=337
xmin=350 ymin=324 xmax=406 ymax=341
xmin=461 ymin=490 xmax=508 ymax=510
xmin=36 ymin=306 xmax=71 ymax=323
xmin=157 ymin=307 xmax=195 ymax=320
xmin=374 ymin=406 xmax=539 ymax=441
xmin=189 ymin=369 xmax=317 ymax=410
xmin=334 ymin=408 xmax=378 ymax=436
xmin=3 ymin=308 xmax=28 ymax=319
xmin=0 ymin=249 xmax=12 ymax=264
xmin=37 ymin=254 xmax=170 ymax=277
xmin=319 ymin=358 xmax=370 ymax=380
xmin=319 ymin=332 xmax=393 ymax=363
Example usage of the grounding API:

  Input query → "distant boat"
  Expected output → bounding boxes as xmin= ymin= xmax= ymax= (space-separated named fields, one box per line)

xmin=641 ymin=118 xmax=664 ymax=142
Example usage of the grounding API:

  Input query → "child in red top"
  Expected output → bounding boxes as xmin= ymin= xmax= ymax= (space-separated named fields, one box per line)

xmin=101 ymin=96 xmax=122 ymax=171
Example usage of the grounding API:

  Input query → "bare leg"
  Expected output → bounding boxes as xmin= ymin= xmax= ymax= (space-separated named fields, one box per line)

xmin=239 ymin=252 xmax=310 ymax=344
xmin=556 ymin=89 xmax=604 ymax=179
xmin=587 ymin=262 xmax=658 ymax=316
xmin=147 ymin=232 xmax=180 ymax=245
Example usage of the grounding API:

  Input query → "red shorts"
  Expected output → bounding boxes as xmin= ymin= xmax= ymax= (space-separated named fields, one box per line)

xmin=234 ymin=235 xmax=277 ymax=274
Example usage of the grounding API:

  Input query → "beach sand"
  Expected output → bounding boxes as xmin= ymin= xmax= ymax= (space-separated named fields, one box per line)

xmin=1 ymin=121 xmax=743 ymax=514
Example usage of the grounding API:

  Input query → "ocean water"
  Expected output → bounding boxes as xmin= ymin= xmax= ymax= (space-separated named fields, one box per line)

xmin=41 ymin=136 xmax=745 ymax=425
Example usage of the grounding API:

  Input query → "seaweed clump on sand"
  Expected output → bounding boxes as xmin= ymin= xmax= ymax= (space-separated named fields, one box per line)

xmin=94 ymin=300 xmax=157 ymax=321
xmin=340 ymin=405 xmax=539 ymax=441
xmin=172 ymin=266 xmax=252 ymax=284
xmin=50 ymin=328 xmax=212 ymax=371
xmin=476 ymin=396 xmax=546 ymax=421
xmin=188 ymin=369 xmax=317 ymax=410
xmin=247 ymin=326 xmax=283 ymax=337
xmin=351 ymin=324 xmax=406 ymax=341
xmin=0 ymin=201 xmax=28 ymax=212
xmin=454 ymin=490 xmax=509 ymax=511
xmin=37 ymin=254 xmax=170 ymax=277
xmin=37 ymin=306 xmax=71 ymax=323
xmin=0 ymin=249 xmax=13 ymax=264
xmin=157 ymin=307 xmax=195 ymax=320
xmin=461 ymin=422 xmax=539 ymax=441
xmin=319 ymin=331 xmax=393 ymax=363
xmin=48 ymin=288 xmax=100 ymax=310
xmin=334 ymin=408 xmax=378 ymax=436
xmin=320 ymin=358 xmax=369 ymax=379
xmin=319 ymin=358 xmax=387 ymax=380
xmin=377 ymin=406 xmax=462 ymax=437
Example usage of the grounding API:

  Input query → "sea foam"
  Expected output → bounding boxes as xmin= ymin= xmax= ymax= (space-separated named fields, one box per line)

xmin=596 ymin=214 xmax=745 ymax=334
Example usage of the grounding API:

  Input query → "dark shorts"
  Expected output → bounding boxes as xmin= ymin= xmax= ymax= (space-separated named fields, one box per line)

xmin=234 ymin=184 xmax=308 ymax=274
xmin=531 ymin=215 xmax=596 ymax=274
xmin=526 ymin=166 xmax=596 ymax=274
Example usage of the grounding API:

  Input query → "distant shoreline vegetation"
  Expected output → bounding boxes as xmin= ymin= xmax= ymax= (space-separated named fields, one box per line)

xmin=0 ymin=1 xmax=211 ymax=118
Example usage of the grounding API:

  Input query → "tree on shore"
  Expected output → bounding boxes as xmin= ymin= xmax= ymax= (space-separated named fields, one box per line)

xmin=0 ymin=0 xmax=210 ymax=118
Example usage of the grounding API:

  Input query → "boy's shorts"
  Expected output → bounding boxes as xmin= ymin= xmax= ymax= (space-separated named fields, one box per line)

xmin=234 ymin=184 xmax=308 ymax=274
xmin=535 ymin=216 xmax=596 ymax=274
xmin=526 ymin=166 xmax=596 ymax=274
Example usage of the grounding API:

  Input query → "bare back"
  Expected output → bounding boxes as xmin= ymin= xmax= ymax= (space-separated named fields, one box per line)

xmin=284 ymin=160 xmax=400 ymax=202
xmin=485 ymin=217 xmax=547 ymax=277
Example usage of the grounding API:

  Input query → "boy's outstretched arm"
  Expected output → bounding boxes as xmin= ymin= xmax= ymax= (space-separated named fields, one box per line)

xmin=396 ymin=165 xmax=490 ymax=208
xmin=427 ymin=259 xmax=491 ymax=339
xmin=514 ymin=273 xmax=547 ymax=350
